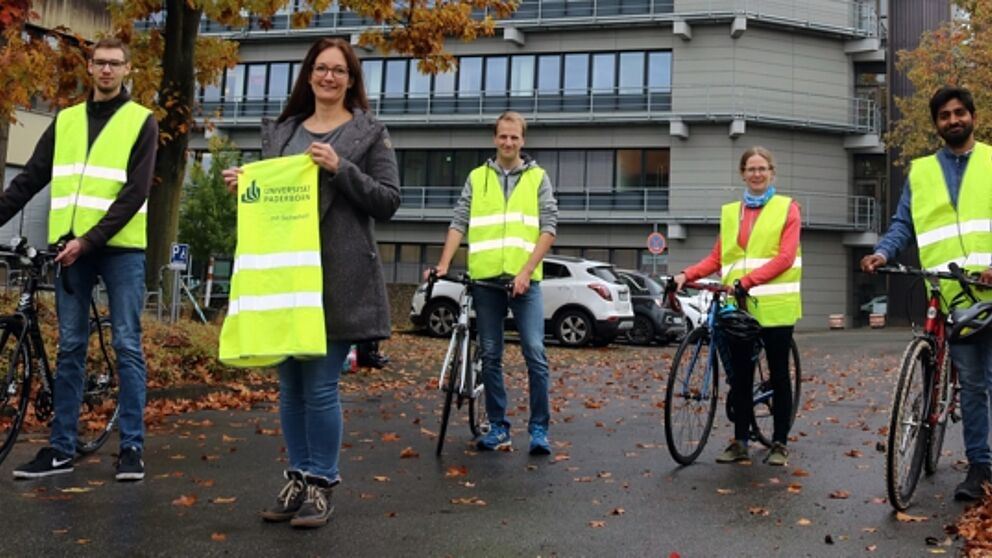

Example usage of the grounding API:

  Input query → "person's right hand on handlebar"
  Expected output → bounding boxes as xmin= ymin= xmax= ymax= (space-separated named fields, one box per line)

xmin=860 ymin=253 xmax=886 ymax=273
xmin=672 ymin=272 xmax=687 ymax=291
xmin=423 ymin=263 xmax=448 ymax=282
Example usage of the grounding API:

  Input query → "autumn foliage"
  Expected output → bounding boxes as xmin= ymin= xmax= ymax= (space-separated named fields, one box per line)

xmin=889 ymin=0 xmax=992 ymax=165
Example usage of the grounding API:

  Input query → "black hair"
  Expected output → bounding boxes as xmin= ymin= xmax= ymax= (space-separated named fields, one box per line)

xmin=929 ymin=86 xmax=976 ymax=123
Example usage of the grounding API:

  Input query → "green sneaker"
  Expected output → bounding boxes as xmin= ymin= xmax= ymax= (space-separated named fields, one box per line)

xmin=765 ymin=443 xmax=789 ymax=467
xmin=716 ymin=441 xmax=749 ymax=463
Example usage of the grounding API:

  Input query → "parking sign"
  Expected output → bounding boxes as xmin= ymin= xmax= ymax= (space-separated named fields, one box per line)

xmin=169 ymin=242 xmax=190 ymax=271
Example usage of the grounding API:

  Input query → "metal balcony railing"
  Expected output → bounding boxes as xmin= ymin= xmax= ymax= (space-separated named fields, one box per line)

xmin=200 ymin=85 xmax=877 ymax=134
xmin=395 ymin=186 xmax=878 ymax=231
xmin=135 ymin=0 xmax=876 ymax=38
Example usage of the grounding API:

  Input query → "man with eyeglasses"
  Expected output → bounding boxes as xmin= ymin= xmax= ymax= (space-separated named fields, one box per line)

xmin=0 ymin=38 xmax=157 ymax=481
xmin=861 ymin=86 xmax=992 ymax=501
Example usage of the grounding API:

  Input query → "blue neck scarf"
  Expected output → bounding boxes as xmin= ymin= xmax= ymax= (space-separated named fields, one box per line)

xmin=743 ymin=186 xmax=776 ymax=208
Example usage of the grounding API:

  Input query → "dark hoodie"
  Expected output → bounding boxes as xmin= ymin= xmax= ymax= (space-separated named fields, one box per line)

xmin=0 ymin=89 xmax=158 ymax=254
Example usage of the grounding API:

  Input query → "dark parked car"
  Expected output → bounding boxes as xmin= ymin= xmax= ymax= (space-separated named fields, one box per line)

xmin=616 ymin=269 xmax=688 ymax=345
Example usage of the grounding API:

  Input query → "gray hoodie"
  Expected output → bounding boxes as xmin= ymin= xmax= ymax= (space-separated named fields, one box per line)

xmin=448 ymin=155 xmax=558 ymax=236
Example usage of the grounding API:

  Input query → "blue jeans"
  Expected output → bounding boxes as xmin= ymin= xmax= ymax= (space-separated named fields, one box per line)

xmin=949 ymin=328 xmax=992 ymax=466
xmin=51 ymin=251 xmax=147 ymax=455
xmin=473 ymin=281 xmax=550 ymax=433
xmin=278 ymin=341 xmax=350 ymax=482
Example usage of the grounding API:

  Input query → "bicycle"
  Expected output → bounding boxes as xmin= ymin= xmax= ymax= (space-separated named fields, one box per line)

xmin=426 ymin=270 xmax=510 ymax=456
xmin=0 ymin=238 xmax=118 ymax=466
xmin=664 ymin=281 xmax=802 ymax=465
xmin=878 ymin=262 xmax=987 ymax=511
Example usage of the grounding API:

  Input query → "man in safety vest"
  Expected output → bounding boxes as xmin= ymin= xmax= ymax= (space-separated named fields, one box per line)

xmin=0 ymin=38 xmax=157 ymax=481
xmin=862 ymin=86 xmax=992 ymax=501
xmin=431 ymin=111 xmax=558 ymax=455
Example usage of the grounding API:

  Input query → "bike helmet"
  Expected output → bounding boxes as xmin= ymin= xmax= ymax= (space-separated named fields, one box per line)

xmin=948 ymin=300 xmax=992 ymax=343
xmin=716 ymin=306 xmax=761 ymax=343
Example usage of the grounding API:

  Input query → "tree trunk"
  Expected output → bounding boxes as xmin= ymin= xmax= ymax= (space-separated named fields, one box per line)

xmin=0 ymin=120 xmax=9 ymax=186
xmin=146 ymin=0 xmax=202 ymax=292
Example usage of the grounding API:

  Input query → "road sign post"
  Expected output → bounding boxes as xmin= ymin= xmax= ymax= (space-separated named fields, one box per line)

xmin=169 ymin=243 xmax=190 ymax=323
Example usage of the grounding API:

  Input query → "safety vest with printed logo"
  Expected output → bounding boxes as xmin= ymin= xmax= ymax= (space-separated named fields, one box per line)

xmin=467 ymin=164 xmax=544 ymax=281
xmin=720 ymin=195 xmax=803 ymax=327
xmin=219 ymin=154 xmax=326 ymax=367
xmin=49 ymin=101 xmax=151 ymax=248
xmin=908 ymin=142 xmax=992 ymax=310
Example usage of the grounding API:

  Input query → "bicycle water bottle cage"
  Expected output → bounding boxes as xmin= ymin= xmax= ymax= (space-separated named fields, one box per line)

xmin=716 ymin=307 xmax=761 ymax=343
xmin=948 ymin=300 xmax=992 ymax=343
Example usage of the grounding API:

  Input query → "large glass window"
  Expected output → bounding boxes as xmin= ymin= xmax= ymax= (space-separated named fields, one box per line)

xmin=428 ymin=151 xmax=456 ymax=186
xmin=458 ymin=57 xmax=483 ymax=95
xmin=537 ymin=55 xmax=560 ymax=94
xmin=384 ymin=59 xmax=407 ymax=96
xmin=618 ymin=52 xmax=645 ymax=95
xmin=644 ymin=149 xmax=670 ymax=188
xmin=363 ymin=60 xmax=383 ymax=99
xmin=563 ymin=54 xmax=588 ymax=94
xmin=616 ymin=149 xmax=642 ymax=191
xmin=586 ymin=150 xmax=613 ymax=192
xmin=408 ymin=65 xmax=432 ymax=98
xmin=223 ymin=65 xmax=245 ymax=100
xmin=268 ymin=63 xmax=291 ymax=99
xmin=558 ymin=151 xmax=586 ymax=191
xmin=510 ymin=55 xmax=535 ymax=96
xmin=648 ymin=52 xmax=672 ymax=91
xmin=591 ymin=53 xmax=615 ymax=94
xmin=246 ymin=64 xmax=266 ymax=98
xmin=484 ymin=56 xmax=508 ymax=95
xmin=435 ymin=69 xmax=455 ymax=96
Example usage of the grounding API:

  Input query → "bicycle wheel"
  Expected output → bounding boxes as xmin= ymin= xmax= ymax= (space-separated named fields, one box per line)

xmin=886 ymin=337 xmax=933 ymax=511
xmin=76 ymin=319 xmax=119 ymax=455
xmin=0 ymin=323 xmax=31 ymax=465
xmin=924 ymin=352 xmax=952 ymax=475
xmin=665 ymin=327 xmax=719 ymax=465
xmin=466 ymin=337 xmax=488 ymax=438
xmin=436 ymin=331 xmax=463 ymax=456
xmin=751 ymin=338 xmax=802 ymax=448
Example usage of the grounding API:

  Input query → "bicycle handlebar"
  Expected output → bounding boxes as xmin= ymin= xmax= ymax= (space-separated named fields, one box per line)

xmin=876 ymin=262 xmax=987 ymax=306
xmin=424 ymin=269 xmax=513 ymax=305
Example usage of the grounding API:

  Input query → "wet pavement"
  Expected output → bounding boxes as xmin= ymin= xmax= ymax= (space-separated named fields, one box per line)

xmin=0 ymin=328 xmax=973 ymax=557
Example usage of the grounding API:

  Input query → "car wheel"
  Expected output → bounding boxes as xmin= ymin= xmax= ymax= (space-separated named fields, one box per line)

xmin=627 ymin=315 xmax=655 ymax=346
xmin=554 ymin=309 xmax=593 ymax=347
xmin=424 ymin=299 xmax=458 ymax=337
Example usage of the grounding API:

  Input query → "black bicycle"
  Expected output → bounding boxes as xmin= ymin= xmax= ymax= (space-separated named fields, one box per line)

xmin=0 ymin=238 xmax=118 ymax=465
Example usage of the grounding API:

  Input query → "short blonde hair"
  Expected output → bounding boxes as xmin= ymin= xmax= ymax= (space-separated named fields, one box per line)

xmin=494 ymin=111 xmax=527 ymax=137
xmin=738 ymin=146 xmax=775 ymax=172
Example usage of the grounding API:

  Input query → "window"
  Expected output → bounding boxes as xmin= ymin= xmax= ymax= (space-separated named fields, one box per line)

xmin=618 ymin=52 xmax=645 ymax=95
xmin=408 ymin=65 xmax=431 ymax=98
xmin=435 ymin=69 xmax=455 ymax=97
xmin=591 ymin=53 xmax=615 ymax=94
xmin=459 ymin=57 xmax=482 ymax=95
xmin=485 ymin=56 xmax=508 ymax=96
xmin=563 ymin=54 xmax=588 ymax=94
xmin=268 ymin=63 xmax=291 ymax=99
xmin=246 ymin=64 xmax=266 ymax=99
xmin=510 ymin=55 xmax=535 ymax=96
xmin=537 ymin=55 xmax=560 ymax=94
xmin=616 ymin=149 xmax=642 ymax=191
xmin=648 ymin=52 xmax=672 ymax=92
xmin=363 ymin=60 xmax=383 ymax=99
xmin=402 ymin=150 xmax=428 ymax=186
xmin=644 ymin=149 xmax=670 ymax=188
xmin=544 ymin=262 xmax=570 ymax=279
xmin=558 ymin=151 xmax=585 ymax=192
xmin=384 ymin=59 xmax=407 ymax=97
xmin=586 ymin=150 xmax=613 ymax=192
xmin=428 ymin=151 xmax=456 ymax=186
xmin=223 ymin=65 xmax=245 ymax=100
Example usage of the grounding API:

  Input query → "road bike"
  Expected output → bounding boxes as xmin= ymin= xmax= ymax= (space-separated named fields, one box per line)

xmin=0 ymin=238 xmax=117 ymax=466
xmin=878 ymin=263 xmax=986 ymax=511
xmin=664 ymin=282 xmax=801 ymax=465
xmin=426 ymin=270 xmax=510 ymax=456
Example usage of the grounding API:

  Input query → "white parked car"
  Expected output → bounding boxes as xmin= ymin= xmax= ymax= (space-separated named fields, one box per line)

xmin=410 ymin=254 xmax=634 ymax=347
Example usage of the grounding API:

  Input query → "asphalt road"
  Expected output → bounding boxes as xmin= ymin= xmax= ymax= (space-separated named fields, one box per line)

xmin=0 ymin=328 xmax=974 ymax=557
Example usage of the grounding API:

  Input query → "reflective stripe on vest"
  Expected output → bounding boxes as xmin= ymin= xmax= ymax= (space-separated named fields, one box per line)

xmin=467 ymin=165 xmax=544 ymax=281
xmin=908 ymin=142 xmax=992 ymax=310
xmin=219 ymin=154 xmax=326 ymax=367
xmin=720 ymin=196 xmax=803 ymax=327
xmin=49 ymin=101 xmax=151 ymax=248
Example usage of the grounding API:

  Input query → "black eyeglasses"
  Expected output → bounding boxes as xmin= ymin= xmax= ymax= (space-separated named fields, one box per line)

xmin=91 ymin=59 xmax=127 ymax=69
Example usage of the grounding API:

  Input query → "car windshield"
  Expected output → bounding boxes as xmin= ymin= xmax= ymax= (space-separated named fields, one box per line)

xmin=589 ymin=266 xmax=620 ymax=283
xmin=639 ymin=274 xmax=664 ymax=295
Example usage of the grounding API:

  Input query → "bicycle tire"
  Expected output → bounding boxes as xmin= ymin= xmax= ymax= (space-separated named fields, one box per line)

xmin=924 ymin=352 xmax=952 ymax=476
xmin=751 ymin=338 xmax=802 ymax=448
xmin=76 ymin=319 xmax=119 ymax=455
xmin=886 ymin=337 xmax=933 ymax=511
xmin=665 ymin=327 xmax=719 ymax=465
xmin=0 ymin=323 xmax=32 ymax=465
xmin=466 ymin=338 xmax=488 ymax=438
xmin=436 ymin=331 xmax=462 ymax=456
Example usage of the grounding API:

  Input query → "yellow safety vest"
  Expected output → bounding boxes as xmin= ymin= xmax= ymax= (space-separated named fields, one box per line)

xmin=908 ymin=143 xmax=992 ymax=311
xmin=219 ymin=154 xmax=326 ymax=367
xmin=49 ymin=101 xmax=151 ymax=248
xmin=467 ymin=165 xmax=544 ymax=281
xmin=720 ymin=195 xmax=803 ymax=327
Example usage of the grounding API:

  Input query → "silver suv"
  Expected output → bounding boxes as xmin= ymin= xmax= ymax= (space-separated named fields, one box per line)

xmin=410 ymin=254 xmax=634 ymax=347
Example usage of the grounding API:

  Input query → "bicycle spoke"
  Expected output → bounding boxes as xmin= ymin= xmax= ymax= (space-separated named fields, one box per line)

xmin=886 ymin=338 xmax=932 ymax=511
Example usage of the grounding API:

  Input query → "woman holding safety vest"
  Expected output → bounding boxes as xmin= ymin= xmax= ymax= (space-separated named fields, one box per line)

xmin=673 ymin=146 xmax=802 ymax=467
xmin=221 ymin=38 xmax=399 ymax=528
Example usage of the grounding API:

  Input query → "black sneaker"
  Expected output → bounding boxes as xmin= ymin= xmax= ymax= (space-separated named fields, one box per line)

xmin=260 ymin=471 xmax=306 ymax=522
xmin=13 ymin=447 xmax=74 ymax=479
xmin=290 ymin=475 xmax=337 ymax=529
xmin=954 ymin=463 xmax=992 ymax=501
xmin=115 ymin=447 xmax=145 ymax=481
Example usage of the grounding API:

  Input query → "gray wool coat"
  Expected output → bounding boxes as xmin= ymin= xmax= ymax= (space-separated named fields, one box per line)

xmin=260 ymin=109 xmax=400 ymax=342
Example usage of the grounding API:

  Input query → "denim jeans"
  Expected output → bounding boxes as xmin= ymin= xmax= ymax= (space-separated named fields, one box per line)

xmin=949 ymin=328 xmax=992 ymax=466
xmin=473 ymin=281 xmax=550 ymax=433
xmin=278 ymin=341 xmax=350 ymax=482
xmin=50 ymin=251 xmax=147 ymax=455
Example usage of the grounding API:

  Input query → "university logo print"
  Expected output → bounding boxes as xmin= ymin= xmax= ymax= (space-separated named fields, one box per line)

xmin=241 ymin=180 xmax=261 ymax=203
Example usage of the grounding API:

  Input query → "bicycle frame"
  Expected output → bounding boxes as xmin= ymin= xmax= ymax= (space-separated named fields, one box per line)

xmin=438 ymin=286 xmax=477 ymax=400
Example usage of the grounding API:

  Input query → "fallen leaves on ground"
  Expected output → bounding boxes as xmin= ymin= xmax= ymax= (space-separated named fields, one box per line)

xmin=399 ymin=446 xmax=419 ymax=458
xmin=829 ymin=490 xmax=850 ymax=499
xmin=172 ymin=494 xmax=198 ymax=507
xmin=211 ymin=532 xmax=227 ymax=542
xmin=953 ymin=487 xmax=992 ymax=555
xmin=450 ymin=496 xmax=486 ymax=506
xmin=445 ymin=466 xmax=468 ymax=478
xmin=589 ymin=520 xmax=606 ymax=528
